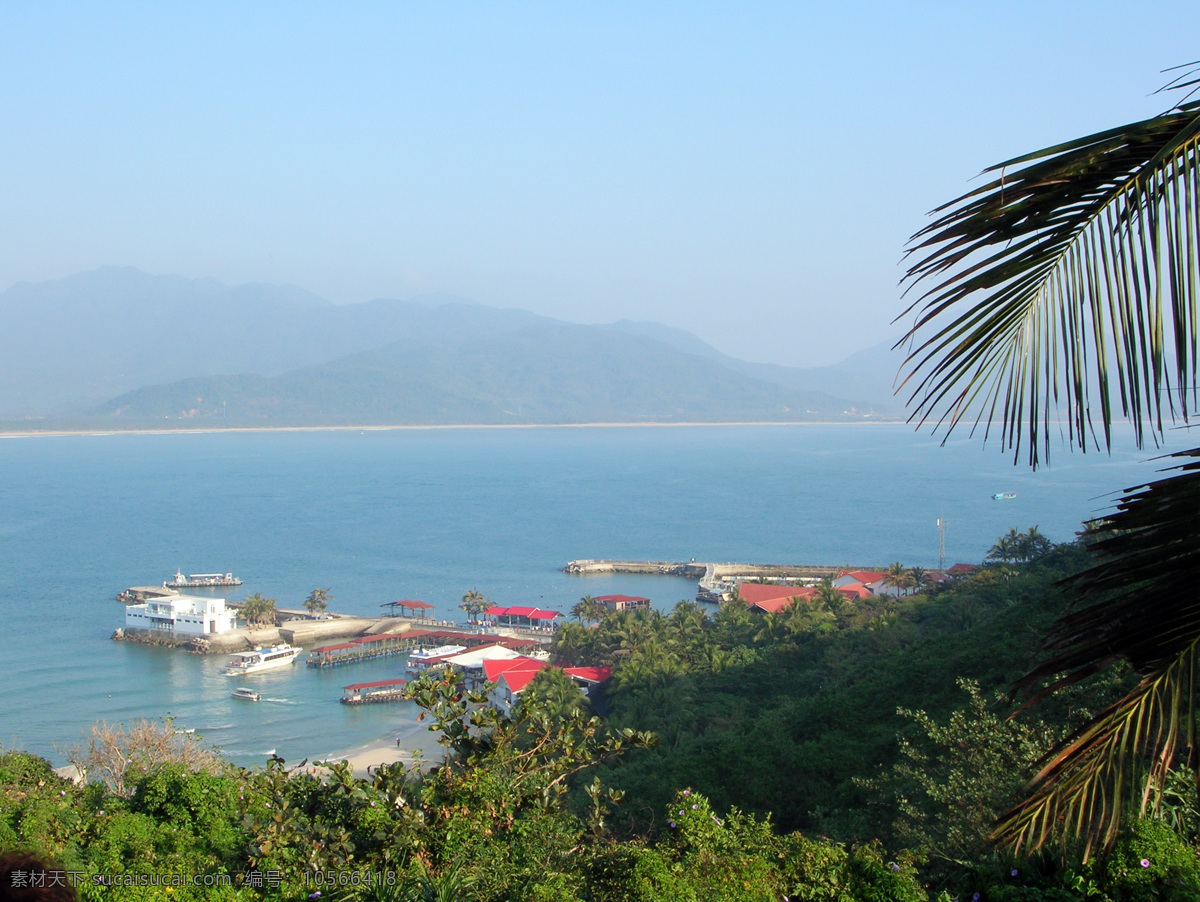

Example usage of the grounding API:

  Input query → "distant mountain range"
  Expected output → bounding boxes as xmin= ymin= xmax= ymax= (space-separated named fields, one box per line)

xmin=0 ymin=267 xmax=906 ymax=428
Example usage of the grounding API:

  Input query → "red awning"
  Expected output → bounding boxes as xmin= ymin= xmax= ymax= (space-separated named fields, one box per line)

xmin=311 ymin=641 xmax=360 ymax=653
xmin=353 ymin=633 xmax=408 ymax=645
xmin=528 ymin=609 xmax=559 ymax=620
xmin=483 ymin=606 xmax=509 ymax=616
xmin=343 ymin=678 xmax=409 ymax=691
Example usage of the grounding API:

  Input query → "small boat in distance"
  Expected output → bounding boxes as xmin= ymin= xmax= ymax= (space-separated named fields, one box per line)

xmin=991 ymin=491 xmax=1017 ymax=501
xmin=224 ymin=644 xmax=301 ymax=676
xmin=232 ymin=687 xmax=261 ymax=702
xmin=166 ymin=570 xmax=243 ymax=589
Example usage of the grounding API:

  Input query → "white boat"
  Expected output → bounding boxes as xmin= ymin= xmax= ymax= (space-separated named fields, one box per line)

xmin=166 ymin=570 xmax=243 ymax=589
xmin=406 ymin=644 xmax=467 ymax=673
xmin=224 ymin=644 xmax=301 ymax=676
xmin=232 ymin=687 xmax=261 ymax=701
xmin=991 ymin=491 xmax=1018 ymax=501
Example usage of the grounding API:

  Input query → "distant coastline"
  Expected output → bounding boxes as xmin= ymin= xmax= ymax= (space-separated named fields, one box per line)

xmin=0 ymin=419 xmax=907 ymax=439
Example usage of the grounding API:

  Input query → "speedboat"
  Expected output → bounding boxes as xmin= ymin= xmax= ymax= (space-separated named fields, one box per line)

xmin=232 ymin=687 xmax=261 ymax=701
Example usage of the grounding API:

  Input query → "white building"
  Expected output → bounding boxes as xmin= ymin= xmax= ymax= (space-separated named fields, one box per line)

xmin=124 ymin=594 xmax=238 ymax=636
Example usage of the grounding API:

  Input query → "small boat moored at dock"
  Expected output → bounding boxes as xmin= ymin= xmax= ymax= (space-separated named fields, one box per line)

xmin=232 ymin=687 xmax=261 ymax=701
xmin=224 ymin=644 xmax=301 ymax=676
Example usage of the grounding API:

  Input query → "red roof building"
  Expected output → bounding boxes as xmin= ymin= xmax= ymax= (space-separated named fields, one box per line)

xmin=834 ymin=570 xmax=888 ymax=587
xmin=836 ymin=583 xmax=872 ymax=599
xmin=484 ymin=606 xmax=561 ymax=627
xmin=736 ymin=583 xmax=815 ymax=609
xmin=594 ymin=594 xmax=651 ymax=612
xmin=563 ymin=665 xmax=612 ymax=685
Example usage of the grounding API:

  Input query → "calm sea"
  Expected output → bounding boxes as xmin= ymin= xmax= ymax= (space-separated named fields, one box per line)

xmin=0 ymin=424 xmax=1189 ymax=765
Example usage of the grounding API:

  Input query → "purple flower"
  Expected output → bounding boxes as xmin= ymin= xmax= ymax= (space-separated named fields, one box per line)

xmin=692 ymin=804 xmax=698 ymax=809
xmin=309 ymin=894 xmax=322 ymax=900
xmin=370 ymin=801 xmax=377 ymax=807
xmin=668 ymin=820 xmax=676 ymax=828
xmin=1011 ymin=868 xmax=1018 ymax=877
xmin=973 ymin=894 xmax=980 ymax=901
xmin=682 ymin=790 xmax=690 ymax=796
xmin=888 ymin=862 xmax=900 ymax=872
xmin=1141 ymin=859 xmax=1151 ymax=868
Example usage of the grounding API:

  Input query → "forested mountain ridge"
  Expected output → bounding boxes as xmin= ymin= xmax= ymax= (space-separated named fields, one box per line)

xmin=0 ymin=268 xmax=900 ymax=426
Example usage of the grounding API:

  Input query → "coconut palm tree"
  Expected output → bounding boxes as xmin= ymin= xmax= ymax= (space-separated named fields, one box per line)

xmin=549 ymin=622 xmax=594 ymax=667
xmin=882 ymin=562 xmax=915 ymax=596
xmin=240 ymin=592 xmax=277 ymax=627
xmin=458 ymin=588 xmax=489 ymax=624
xmin=987 ymin=528 xmax=1021 ymax=564
xmin=812 ymin=578 xmax=850 ymax=626
xmin=909 ymin=567 xmax=929 ymax=595
xmin=898 ymin=60 xmax=1200 ymax=855
xmin=571 ymin=595 xmax=605 ymax=625
xmin=517 ymin=667 xmax=588 ymax=719
xmin=304 ymin=587 xmax=332 ymax=616
xmin=1020 ymin=525 xmax=1054 ymax=561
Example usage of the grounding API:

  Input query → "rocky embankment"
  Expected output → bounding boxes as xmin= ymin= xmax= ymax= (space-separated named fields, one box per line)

xmin=113 ymin=616 xmax=410 ymax=654
xmin=562 ymin=560 xmax=708 ymax=578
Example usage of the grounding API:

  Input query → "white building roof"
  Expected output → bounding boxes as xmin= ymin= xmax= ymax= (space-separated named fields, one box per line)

xmin=443 ymin=644 xmax=526 ymax=668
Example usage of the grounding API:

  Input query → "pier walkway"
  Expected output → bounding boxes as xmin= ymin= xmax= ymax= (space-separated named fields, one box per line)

xmin=308 ymin=628 xmax=542 ymax=668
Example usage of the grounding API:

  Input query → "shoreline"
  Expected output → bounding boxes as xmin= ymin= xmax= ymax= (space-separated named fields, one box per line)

xmin=315 ymin=717 xmax=448 ymax=778
xmin=0 ymin=420 xmax=905 ymax=439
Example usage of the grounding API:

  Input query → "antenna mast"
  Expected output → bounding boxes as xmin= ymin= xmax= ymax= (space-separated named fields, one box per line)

xmin=936 ymin=517 xmax=946 ymax=571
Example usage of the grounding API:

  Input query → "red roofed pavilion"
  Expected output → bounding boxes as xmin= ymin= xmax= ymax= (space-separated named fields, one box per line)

xmin=381 ymin=600 xmax=435 ymax=619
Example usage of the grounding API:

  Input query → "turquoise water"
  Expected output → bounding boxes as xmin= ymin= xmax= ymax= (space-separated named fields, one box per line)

xmin=0 ymin=424 xmax=1189 ymax=765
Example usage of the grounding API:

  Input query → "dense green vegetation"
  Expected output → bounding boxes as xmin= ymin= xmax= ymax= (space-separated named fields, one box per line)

xmin=6 ymin=540 xmax=1200 ymax=900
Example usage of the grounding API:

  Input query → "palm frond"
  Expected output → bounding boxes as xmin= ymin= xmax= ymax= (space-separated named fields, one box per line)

xmin=898 ymin=97 xmax=1200 ymax=466
xmin=994 ymin=450 xmax=1200 ymax=854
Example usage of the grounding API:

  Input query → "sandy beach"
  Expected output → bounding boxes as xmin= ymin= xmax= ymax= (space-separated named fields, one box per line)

xmin=316 ymin=716 xmax=450 ymax=778
xmin=0 ymin=420 xmax=903 ymax=440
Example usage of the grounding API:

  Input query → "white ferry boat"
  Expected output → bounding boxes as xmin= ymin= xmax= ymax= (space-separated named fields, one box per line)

xmin=232 ymin=687 xmax=261 ymax=701
xmin=224 ymin=644 xmax=301 ymax=676
xmin=405 ymin=644 xmax=467 ymax=674
xmin=166 ymin=570 xmax=243 ymax=589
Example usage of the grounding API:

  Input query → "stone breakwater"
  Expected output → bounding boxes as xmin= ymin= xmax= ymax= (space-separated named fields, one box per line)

xmin=562 ymin=560 xmax=707 ymax=578
xmin=563 ymin=560 xmax=884 ymax=582
xmin=564 ymin=560 xmax=891 ymax=604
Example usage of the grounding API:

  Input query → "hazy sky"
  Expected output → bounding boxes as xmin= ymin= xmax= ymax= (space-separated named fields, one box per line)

xmin=2 ymin=3 xmax=1194 ymax=366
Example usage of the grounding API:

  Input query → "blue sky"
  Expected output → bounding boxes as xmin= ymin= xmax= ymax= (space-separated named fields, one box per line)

xmin=1 ymin=3 xmax=1194 ymax=365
